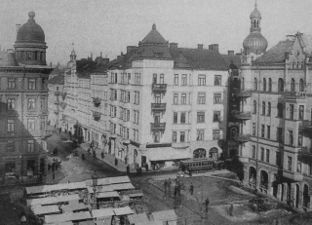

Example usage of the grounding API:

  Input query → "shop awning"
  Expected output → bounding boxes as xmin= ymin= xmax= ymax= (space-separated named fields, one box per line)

xmin=147 ymin=148 xmax=190 ymax=161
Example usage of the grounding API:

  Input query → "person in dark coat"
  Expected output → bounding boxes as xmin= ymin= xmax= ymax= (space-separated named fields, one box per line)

xmin=189 ymin=183 xmax=194 ymax=195
xmin=205 ymin=198 xmax=210 ymax=213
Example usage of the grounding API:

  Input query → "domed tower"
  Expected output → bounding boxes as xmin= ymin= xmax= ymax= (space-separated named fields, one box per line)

xmin=14 ymin=11 xmax=47 ymax=65
xmin=243 ymin=1 xmax=268 ymax=61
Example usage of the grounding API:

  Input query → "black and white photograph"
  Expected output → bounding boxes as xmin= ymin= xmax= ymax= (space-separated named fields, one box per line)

xmin=0 ymin=0 xmax=312 ymax=224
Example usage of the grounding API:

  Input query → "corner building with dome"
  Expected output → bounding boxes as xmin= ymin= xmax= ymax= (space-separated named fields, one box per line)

xmin=233 ymin=2 xmax=312 ymax=211
xmin=0 ymin=12 xmax=52 ymax=185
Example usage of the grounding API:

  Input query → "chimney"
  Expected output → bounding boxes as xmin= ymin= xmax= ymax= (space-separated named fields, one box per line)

xmin=228 ymin=50 xmax=234 ymax=56
xmin=197 ymin=44 xmax=203 ymax=50
xmin=16 ymin=24 xmax=21 ymax=33
xmin=126 ymin=46 xmax=137 ymax=54
xmin=100 ymin=52 xmax=103 ymax=58
xmin=169 ymin=42 xmax=178 ymax=49
xmin=209 ymin=44 xmax=219 ymax=52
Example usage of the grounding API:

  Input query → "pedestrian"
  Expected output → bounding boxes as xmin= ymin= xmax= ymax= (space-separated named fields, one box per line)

xmin=189 ymin=183 xmax=194 ymax=195
xmin=167 ymin=178 xmax=172 ymax=197
xmin=164 ymin=179 xmax=168 ymax=194
xmin=229 ymin=203 xmax=234 ymax=216
xmin=205 ymin=197 xmax=210 ymax=213
xmin=52 ymin=172 xmax=55 ymax=180
xmin=189 ymin=169 xmax=192 ymax=177
xmin=48 ymin=163 xmax=51 ymax=171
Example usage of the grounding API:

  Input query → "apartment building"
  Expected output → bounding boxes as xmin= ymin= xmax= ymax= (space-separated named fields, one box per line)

xmin=0 ymin=12 xmax=52 ymax=185
xmin=234 ymin=3 xmax=312 ymax=211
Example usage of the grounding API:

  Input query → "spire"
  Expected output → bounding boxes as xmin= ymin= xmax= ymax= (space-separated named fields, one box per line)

xmin=255 ymin=0 xmax=257 ymax=9
xmin=70 ymin=42 xmax=76 ymax=61
xmin=249 ymin=0 xmax=261 ymax=32
xmin=28 ymin=11 xmax=35 ymax=22
xmin=152 ymin=24 xmax=156 ymax=30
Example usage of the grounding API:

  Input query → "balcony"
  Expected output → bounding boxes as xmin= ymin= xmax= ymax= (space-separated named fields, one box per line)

xmin=93 ymin=111 xmax=101 ymax=121
xmin=234 ymin=134 xmax=251 ymax=143
xmin=232 ymin=111 xmax=252 ymax=120
xmin=298 ymin=146 xmax=312 ymax=158
xmin=152 ymin=83 xmax=167 ymax=94
xmin=283 ymin=170 xmax=303 ymax=181
xmin=233 ymin=89 xmax=252 ymax=98
xmin=150 ymin=122 xmax=166 ymax=133
xmin=151 ymin=103 xmax=166 ymax=113
xmin=93 ymin=97 xmax=101 ymax=107
xmin=300 ymin=120 xmax=312 ymax=137
xmin=283 ymin=91 xmax=308 ymax=103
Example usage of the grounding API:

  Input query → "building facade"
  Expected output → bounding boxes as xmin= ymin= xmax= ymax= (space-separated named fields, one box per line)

xmin=83 ymin=24 xmax=239 ymax=170
xmin=235 ymin=3 xmax=312 ymax=211
xmin=0 ymin=12 xmax=52 ymax=185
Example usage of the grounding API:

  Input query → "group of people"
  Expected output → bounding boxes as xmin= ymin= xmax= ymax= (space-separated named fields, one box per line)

xmin=47 ymin=158 xmax=60 ymax=180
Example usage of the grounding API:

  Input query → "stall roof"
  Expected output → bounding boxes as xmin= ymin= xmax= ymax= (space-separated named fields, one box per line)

xmin=152 ymin=209 xmax=178 ymax=221
xmin=27 ymin=194 xmax=80 ymax=206
xmin=31 ymin=205 xmax=60 ymax=216
xmin=136 ymin=221 xmax=163 ymax=225
xmin=88 ymin=182 xmax=135 ymax=193
xmin=113 ymin=206 xmax=134 ymax=216
xmin=96 ymin=191 xmax=120 ymax=199
xmin=61 ymin=202 xmax=89 ymax=212
xmin=46 ymin=222 xmax=73 ymax=225
xmin=146 ymin=148 xmax=190 ymax=161
xmin=85 ymin=176 xmax=130 ymax=186
xmin=92 ymin=208 xmax=114 ymax=218
xmin=26 ymin=181 xmax=86 ymax=195
xmin=45 ymin=211 xmax=92 ymax=224
xmin=128 ymin=213 xmax=150 ymax=224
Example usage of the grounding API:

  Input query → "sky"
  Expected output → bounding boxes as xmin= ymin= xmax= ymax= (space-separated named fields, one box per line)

xmin=0 ymin=0 xmax=311 ymax=65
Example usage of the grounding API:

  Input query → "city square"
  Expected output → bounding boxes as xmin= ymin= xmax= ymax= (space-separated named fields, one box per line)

xmin=0 ymin=0 xmax=312 ymax=224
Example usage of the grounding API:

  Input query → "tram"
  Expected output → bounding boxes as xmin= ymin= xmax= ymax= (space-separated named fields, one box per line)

xmin=180 ymin=158 xmax=224 ymax=173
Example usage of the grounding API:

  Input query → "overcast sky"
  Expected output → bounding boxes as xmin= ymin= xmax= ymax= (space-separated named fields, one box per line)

xmin=0 ymin=0 xmax=311 ymax=65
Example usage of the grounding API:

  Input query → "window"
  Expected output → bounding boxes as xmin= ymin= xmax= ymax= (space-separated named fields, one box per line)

xmin=27 ymin=119 xmax=35 ymax=131
xmin=268 ymin=78 xmax=272 ymax=92
xmin=7 ymin=119 xmax=15 ymax=133
xmin=152 ymin=74 xmax=157 ymax=84
xmin=277 ymin=103 xmax=284 ymax=118
xmin=159 ymin=74 xmax=164 ymax=84
xmin=27 ymin=98 xmax=36 ymax=110
xmin=40 ymin=118 xmax=45 ymax=131
xmin=8 ymin=78 xmax=16 ymax=89
xmin=278 ymin=78 xmax=284 ymax=92
xmin=254 ymin=78 xmax=258 ymax=90
xmin=214 ymin=75 xmax=222 ymax=86
xmin=298 ymin=134 xmax=303 ymax=146
xmin=267 ymin=102 xmax=271 ymax=116
xmin=287 ymin=156 xmax=292 ymax=171
xmin=6 ymin=141 xmax=15 ymax=152
xmin=197 ymin=111 xmax=205 ymax=123
xmin=172 ymin=131 xmax=177 ymax=143
xmin=40 ymin=98 xmax=46 ymax=111
xmin=27 ymin=140 xmax=35 ymax=153
xmin=198 ymin=74 xmax=206 ymax=86
xmin=173 ymin=93 xmax=179 ymax=105
xmin=266 ymin=149 xmax=270 ymax=163
xmin=267 ymin=125 xmax=270 ymax=139
xmin=196 ymin=129 xmax=205 ymax=141
xmin=299 ymin=79 xmax=304 ymax=92
xmin=7 ymin=98 xmax=15 ymax=110
xmin=180 ymin=131 xmax=185 ymax=142
xmin=288 ymin=130 xmax=293 ymax=146
xmin=252 ymin=145 xmax=256 ymax=159
xmin=134 ymin=73 xmax=141 ymax=85
xmin=173 ymin=112 xmax=178 ymax=124
xmin=213 ymin=93 xmax=222 ymax=104
xmin=262 ymin=101 xmax=266 ymax=115
xmin=299 ymin=105 xmax=304 ymax=120
xmin=181 ymin=93 xmax=187 ymax=104
xmin=253 ymin=100 xmax=257 ymax=114
xmin=276 ymin=152 xmax=281 ymax=166
xmin=291 ymin=78 xmax=295 ymax=92
xmin=263 ymin=78 xmax=266 ymax=91
xmin=261 ymin=147 xmax=265 ymax=161
xmin=241 ymin=77 xmax=245 ymax=90
xmin=213 ymin=111 xmax=221 ymax=122
xmin=133 ymin=110 xmax=140 ymax=124
xmin=197 ymin=92 xmax=206 ymax=104
xmin=154 ymin=132 xmax=160 ymax=143
xmin=134 ymin=91 xmax=140 ymax=104
xmin=28 ymin=78 xmax=36 ymax=90
xmin=213 ymin=129 xmax=221 ymax=140
xmin=180 ymin=112 xmax=186 ymax=124
xmin=261 ymin=124 xmax=265 ymax=138
xmin=174 ymin=74 xmax=179 ymax=86
xmin=252 ymin=122 xmax=256 ymax=136
xmin=154 ymin=94 xmax=161 ymax=103
xmin=289 ymin=104 xmax=294 ymax=120
xmin=41 ymin=78 xmax=47 ymax=90
xmin=181 ymin=74 xmax=187 ymax=86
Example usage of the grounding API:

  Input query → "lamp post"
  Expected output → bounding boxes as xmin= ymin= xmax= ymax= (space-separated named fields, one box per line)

xmin=91 ymin=171 xmax=98 ymax=209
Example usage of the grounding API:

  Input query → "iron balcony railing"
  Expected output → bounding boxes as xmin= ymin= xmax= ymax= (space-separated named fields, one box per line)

xmin=152 ymin=83 xmax=167 ymax=93
xmin=150 ymin=122 xmax=166 ymax=132
xmin=232 ymin=111 xmax=252 ymax=120
xmin=151 ymin=103 xmax=166 ymax=112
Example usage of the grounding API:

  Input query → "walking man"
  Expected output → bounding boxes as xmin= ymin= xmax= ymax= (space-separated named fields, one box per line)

xmin=205 ymin=197 xmax=210 ymax=213
xmin=167 ymin=178 xmax=172 ymax=197
xmin=189 ymin=183 xmax=194 ymax=195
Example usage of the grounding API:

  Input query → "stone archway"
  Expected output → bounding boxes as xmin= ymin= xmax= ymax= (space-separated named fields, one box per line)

xmin=209 ymin=147 xmax=218 ymax=160
xmin=249 ymin=167 xmax=256 ymax=186
xmin=260 ymin=170 xmax=269 ymax=189
xmin=193 ymin=148 xmax=207 ymax=158
xmin=303 ymin=184 xmax=310 ymax=209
